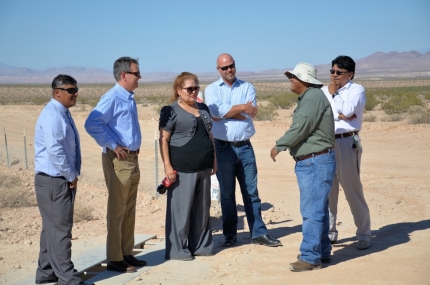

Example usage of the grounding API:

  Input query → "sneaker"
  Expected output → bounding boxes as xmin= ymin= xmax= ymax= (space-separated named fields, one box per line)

xmin=289 ymin=260 xmax=321 ymax=272
xmin=297 ymin=254 xmax=331 ymax=264
xmin=356 ymin=240 xmax=370 ymax=250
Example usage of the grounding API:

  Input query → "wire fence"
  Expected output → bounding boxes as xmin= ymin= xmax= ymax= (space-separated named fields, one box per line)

xmin=0 ymin=128 xmax=31 ymax=170
xmin=0 ymin=127 xmax=165 ymax=198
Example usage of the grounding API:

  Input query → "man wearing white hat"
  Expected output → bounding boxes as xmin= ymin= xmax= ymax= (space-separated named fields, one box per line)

xmin=271 ymin=62 xmax=336 ymax=272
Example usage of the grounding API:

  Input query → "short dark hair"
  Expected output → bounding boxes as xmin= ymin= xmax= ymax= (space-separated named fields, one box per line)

xmin=51 ymin=74 xmax=77 ymax=89
xmin=332 ymin=55 xmax=356 ymax=79
xmin=113 ymin=57 xmax=139 ymax=82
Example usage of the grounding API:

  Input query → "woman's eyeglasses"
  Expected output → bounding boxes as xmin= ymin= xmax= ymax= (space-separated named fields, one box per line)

xmin=182 ymin=86 xmax=200 ymax=93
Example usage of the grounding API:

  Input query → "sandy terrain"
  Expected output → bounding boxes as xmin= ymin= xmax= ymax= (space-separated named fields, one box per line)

xmin=0 ymin=104 xmax=429 ymax=285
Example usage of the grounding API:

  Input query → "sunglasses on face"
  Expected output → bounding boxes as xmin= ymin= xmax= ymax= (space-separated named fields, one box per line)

xmin=330 ymin=69 xmax=349 ymax=76
xmin=182 ymin=86 xmax=200 ymax=93
xmin=54 ymin=87 xmax=79 ymax=94
xmin=125 ymin=71 xmax=141 ymax=77
xmin=219 ymin=62 xmax=236 ymax=71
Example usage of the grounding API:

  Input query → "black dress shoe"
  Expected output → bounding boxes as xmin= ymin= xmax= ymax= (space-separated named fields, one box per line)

xmin=78 ymin=282 xmax=95 ymax=285
xmin=123 ymin=255 xmax=147 ymax=266
xmin=222 ymin=236 xmax=237 ymax=247
xmin=251 ymin=234 xmax=282 ymax=247
xmin=107 ymin=260 xmax=136 ymax=273
xmin=35 ymin=277 xmax=58 ymax=284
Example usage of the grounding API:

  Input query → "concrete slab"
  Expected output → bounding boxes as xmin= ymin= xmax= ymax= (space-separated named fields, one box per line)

xmin=86 ymin=241 xmax=165 ymax=284
xmin=9 ymin=234 xmax=158 ymax=285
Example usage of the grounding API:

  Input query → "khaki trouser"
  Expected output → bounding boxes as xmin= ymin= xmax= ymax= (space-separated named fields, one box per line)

xmin=329 ymin=135 xmax=371 ymax=242
xmin=102 ymin=149 xmax=140 ymax=261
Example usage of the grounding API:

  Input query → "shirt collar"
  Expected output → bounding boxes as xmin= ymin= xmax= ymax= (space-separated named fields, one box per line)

xmin=339 ymin=80 xmax=353 ymax=91
xmin=114 ymin=83 xmax=135 ymax=99
xmin=217 ymin=77 xmax=240 ymax=87
xmin=50 ymin=98 xmax=68 ymax=114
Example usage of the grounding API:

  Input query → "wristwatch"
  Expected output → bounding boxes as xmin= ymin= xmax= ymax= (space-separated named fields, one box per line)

xmin=332 ymin=91 xmax=339 ymax=98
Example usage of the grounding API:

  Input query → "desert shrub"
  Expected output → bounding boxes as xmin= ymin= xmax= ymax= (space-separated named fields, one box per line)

xmin=381 ymin=95 xmax=424 ymax=115
xmin=0 ymin=173 xmax=35 ymax=208
xmin=408 ymin=108 xmax=430 ymax=124
xmin=381 ymin=114 xmax=403 ymax=122
xmin=255 ymin=103 xmax=279 ymax=121
xmin=367 ymin=86 xmax=429 ymax=115
xmin=74 ymin=203 xmax=95 ymax=222
xmin=365 ymin=91 xmax=379 ymax=111
xmin=362 ymin=114 xmax=376 ymax=122
xmin=266 ymin=92 xmax=297 ymax=109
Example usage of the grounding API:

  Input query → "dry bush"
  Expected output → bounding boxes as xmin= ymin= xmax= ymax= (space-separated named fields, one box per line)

xmin=0 ymin=173 xmax=35 ymax=208
xmin=266 ymin=93 xmax=297 ymax=109
xmin=381 ymin=114 xmax=403 ymax=122
xmin=255 ymin=103 xmax=279 ymax=121
xmin=363 ymin=114 xmax=376 ymax=122
xmin=408 ymin=108 xmax=430 ymax=124
xmin=365 ymin=91 xmax=379 ymax=111
xmin=74 ymin=203 xmax=96 ymax=223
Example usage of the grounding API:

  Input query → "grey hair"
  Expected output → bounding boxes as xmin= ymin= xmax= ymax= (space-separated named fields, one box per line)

xmin=113 ymin=57 xmax=139 ymax=82
xmin=51 ymin=74 xmax=77 ymax=89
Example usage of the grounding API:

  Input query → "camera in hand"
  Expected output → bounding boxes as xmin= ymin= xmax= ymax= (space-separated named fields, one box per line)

xmin=157 ymin=170 xmax=177 ymax=195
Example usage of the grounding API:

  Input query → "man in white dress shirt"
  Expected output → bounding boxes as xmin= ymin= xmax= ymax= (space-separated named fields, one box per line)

xmin=321 ymin=55 xmax=371 ymax=250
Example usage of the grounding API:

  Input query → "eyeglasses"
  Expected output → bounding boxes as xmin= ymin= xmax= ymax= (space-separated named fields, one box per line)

xmin=219 ymin=62 xmax=236 ymax=71
xmin=54 ymin=87 xmax=79 ymax=94
xmin=182 ymin=86 xmax=200 ymax=93
xmin=330 ymin=69 xmax=349 ymax=76
xmin=125 ymin=71 xmax=141 ymax=77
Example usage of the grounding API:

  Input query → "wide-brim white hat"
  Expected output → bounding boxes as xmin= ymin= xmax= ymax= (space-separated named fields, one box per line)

xmin=284 ymin=62 xmax=322 ymax=86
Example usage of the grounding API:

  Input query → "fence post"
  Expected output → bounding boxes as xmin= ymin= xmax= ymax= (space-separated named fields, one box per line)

xmin=155 ymin=129 xmax=159 ymax=199
xmin=24 ymin=129 xmax=28 ymax=169
xmin=4 ymin=128 xmax=10 ymax=168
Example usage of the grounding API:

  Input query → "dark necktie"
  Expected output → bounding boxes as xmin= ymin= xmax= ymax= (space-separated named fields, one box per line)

xmin=66 ymin=110 xmax=81 ymax=175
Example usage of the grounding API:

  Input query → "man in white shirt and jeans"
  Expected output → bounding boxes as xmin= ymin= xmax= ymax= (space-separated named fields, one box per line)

xmin=321 ymin=55 xmax=371 ymax=250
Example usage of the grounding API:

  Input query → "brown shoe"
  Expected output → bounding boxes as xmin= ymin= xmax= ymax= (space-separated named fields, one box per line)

xmin=107 ymin=260 xmax=136 ymax=273
xmin=289 ymin=260 xmax=321 ymax=272
xmin=297 ymin=254 xmax=331 ymax=264
xmin=123 ymin=255 xmax=147 ymax=266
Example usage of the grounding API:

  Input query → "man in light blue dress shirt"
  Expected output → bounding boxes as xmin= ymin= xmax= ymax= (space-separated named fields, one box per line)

xmin=205 ymin=53 xmax=281 ymax=247
xmin=34 ymin=75 xmax=92 ymax=285
xmin=85 ymin=57 xmax=146 ymax=273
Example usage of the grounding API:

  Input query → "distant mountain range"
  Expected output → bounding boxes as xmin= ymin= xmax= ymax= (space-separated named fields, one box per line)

xmin=1 ymin=51 xmax=429 ymax=84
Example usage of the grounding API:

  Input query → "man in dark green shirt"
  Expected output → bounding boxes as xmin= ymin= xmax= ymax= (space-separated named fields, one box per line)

xmin=270 ymin=62 xmax=336 ymax=272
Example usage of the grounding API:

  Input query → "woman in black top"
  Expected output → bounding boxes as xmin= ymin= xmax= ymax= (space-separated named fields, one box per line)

xmin=159 ymin=72 xmax=216 ymax=260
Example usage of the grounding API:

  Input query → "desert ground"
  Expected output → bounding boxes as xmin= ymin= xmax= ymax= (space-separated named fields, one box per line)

xmin=0 ymin=100 xmax=429 ymax=284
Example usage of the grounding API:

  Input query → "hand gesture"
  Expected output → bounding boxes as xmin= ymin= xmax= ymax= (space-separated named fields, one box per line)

xmin=243 ymin=100 xmax=258 ymax=118
xmin=113 ymin=145 xmax=129 ymax=159
xmin=328 ymin=76 xmax=340 ymax=95
xmin=270 ymin=147 xmax=279 ymax=162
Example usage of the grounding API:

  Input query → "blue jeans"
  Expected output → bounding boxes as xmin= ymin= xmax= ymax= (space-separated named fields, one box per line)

xmin=215 ymin=140 xmax=268 ymax=238
xmin=295 ymin=150 xmax=335 ymax=265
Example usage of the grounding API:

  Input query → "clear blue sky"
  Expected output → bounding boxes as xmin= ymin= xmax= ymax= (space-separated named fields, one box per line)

xmin=1 ymin=0 xmax=429 ymax=73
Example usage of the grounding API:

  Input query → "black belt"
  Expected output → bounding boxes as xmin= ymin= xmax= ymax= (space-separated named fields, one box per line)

xmin=127 ymin=149 xmax=140 ymax=154
xmin=335 ymin=131 xmax=358 ymax=139
xmin=37 ymin=172 xmax=66 ymax=180
xmin=294 ymin=148 xmax=332 ymax=162
xmin=215 ymin=139 xmax=250 ymax=147
xmin=108 ymin=148 xmax=139 ymax=154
